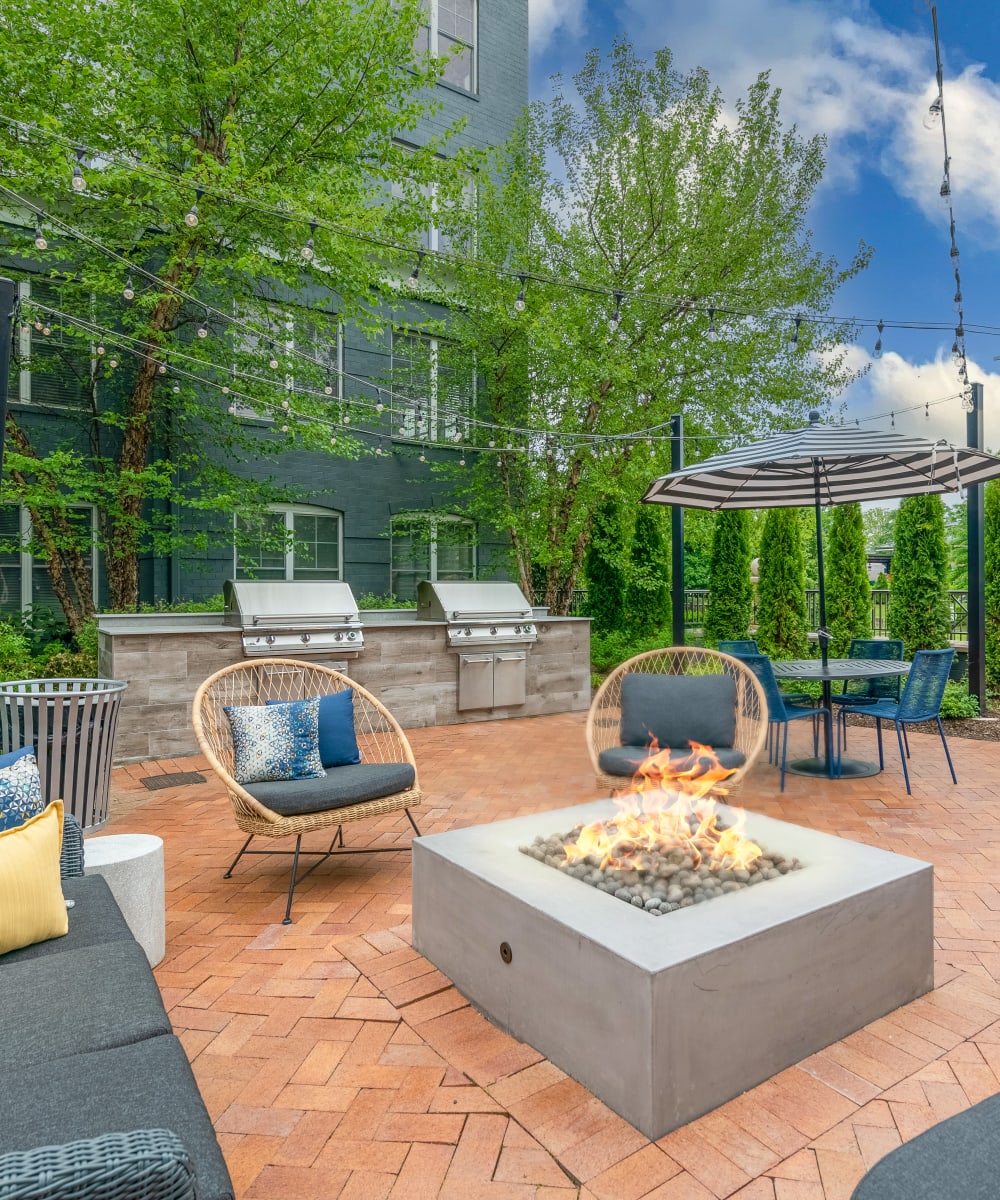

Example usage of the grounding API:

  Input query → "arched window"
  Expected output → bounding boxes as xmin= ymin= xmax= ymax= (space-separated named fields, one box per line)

xmin=390 ymin=513 xmax=476 ymax=601
xmin=235 ymin=504 xmax=342 ymax=581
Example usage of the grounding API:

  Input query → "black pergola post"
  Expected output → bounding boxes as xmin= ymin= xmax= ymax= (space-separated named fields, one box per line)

xmin=669 ymin=413 xmax=685 ymax=646
xmin=967 ymin=381 xmax=986 ymax=714
xmin=0 ymin=277 xmax=16 ymax=482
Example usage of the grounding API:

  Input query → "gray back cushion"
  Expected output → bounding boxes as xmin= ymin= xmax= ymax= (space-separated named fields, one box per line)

xmin=620 ymin=673 xmax=738 ymax=750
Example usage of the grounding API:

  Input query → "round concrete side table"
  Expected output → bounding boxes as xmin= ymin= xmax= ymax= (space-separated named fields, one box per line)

xmin=84 ymin=833 xmax=165 ymax=966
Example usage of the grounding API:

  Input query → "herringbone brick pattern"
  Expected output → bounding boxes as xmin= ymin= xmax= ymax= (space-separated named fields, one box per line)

xmin=101 ymin=711 xmax=1000 ymax=1199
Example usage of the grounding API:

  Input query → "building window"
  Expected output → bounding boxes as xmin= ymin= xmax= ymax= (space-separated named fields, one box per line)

xmin=390 ymin=513 xmax=476 ymax=601
xmin=0 ymin=505 xmax=97 ymax=619
xmin=417 ymin=0 xmax=477 ymax=93
xmin=229 ymin=306 xmax=342 ymax=419
xmin=391 ymin=331 xmax=474 ymax=442
xmin=235 ymin=505 xmax=343 ymax=581
xmin=8 ymin=277 xmax=90 ymax=409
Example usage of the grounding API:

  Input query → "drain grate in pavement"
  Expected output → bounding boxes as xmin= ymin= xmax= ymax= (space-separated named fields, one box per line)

xmin=140 ymin=771 xmax=206 ymax=791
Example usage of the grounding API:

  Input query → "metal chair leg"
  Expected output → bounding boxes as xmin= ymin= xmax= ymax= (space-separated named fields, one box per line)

xmin=874 ymin=718 xmax=885 ymax=770
xmin=224 ymin=835 xmax=254 ymax=879
xmin=779 ymin=723 xmax=789 ymax=792
xmin=283 ymin=835 xmax=304 ymax=925
xmin=936 ymin=717 xmax=958 ymax=784
xmin=895 ymin=721 xmax=911 ymax=795
xmin=405 ymin=808 xmax=422 ymax=836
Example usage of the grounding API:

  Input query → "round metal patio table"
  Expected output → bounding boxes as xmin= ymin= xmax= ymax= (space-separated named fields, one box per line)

xmin=771 ymin=658 xmax=911 ymax=779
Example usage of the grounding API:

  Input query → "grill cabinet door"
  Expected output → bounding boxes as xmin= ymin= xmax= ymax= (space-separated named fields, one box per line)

xmin=458 ymin=654 xmax=494 ymax=711
xmin=493 ymin=651 xmax=527 ymax=707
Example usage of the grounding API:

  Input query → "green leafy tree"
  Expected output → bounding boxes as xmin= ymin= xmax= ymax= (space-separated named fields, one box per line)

xmin=439 ymin=37 xmax=869 ymax=611
xmin=583 ymin=497 xmax=627 ymax=637
xmin=944 ymin=501 xmax=968 ymax=588
xmin=874 ymin=571 xmax=888 ymax=589
xmin=887 ymin=495 xmax=951 ymax=652
xmin=624 ymin=506 xmax=671 ymax=637
xmin=756 ymin=508 xmax=808 ymax=658
xmin=704 ymin=510 xmax=752 ymax=645
xmin=0 ymin=0 xmax=473 ymax=628
xmin=985 ymin=481 xmax=1000 ymax=693
xmin=824 ymin=502 xmax=871 ymax=655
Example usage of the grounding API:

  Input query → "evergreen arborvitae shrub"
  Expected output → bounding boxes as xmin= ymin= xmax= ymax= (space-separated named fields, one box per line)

xmin=985 ymin=480 xmax=1000 ymax=694
xmin=584 ymin=497 xmax=627 ymax=637
xmin=887 ymin=494 xmax=951 ymax=652
xmin=825 ymin=502 xmax=872 ymax=656
xmin=704 ymin=510 xmax=752 ymax=645
xmin=624 ymin=506 xmax=671 ymax=638
xmin=756 ymin=508 xmax=808 ymax=658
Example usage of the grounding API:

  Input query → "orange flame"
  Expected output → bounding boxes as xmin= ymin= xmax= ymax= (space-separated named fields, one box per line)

xmin=566 ymin=740 xmax=762 ymax=872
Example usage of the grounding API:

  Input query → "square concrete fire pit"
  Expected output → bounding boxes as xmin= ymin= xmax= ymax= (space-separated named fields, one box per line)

xmin=412 ymin=799 xmax=933 ymax=1140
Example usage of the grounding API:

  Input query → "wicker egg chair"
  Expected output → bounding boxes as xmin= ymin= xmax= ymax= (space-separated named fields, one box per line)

xmin=586 ymin=646 xmax=768 ymax=796
xmin=192 ymin=658 xmax=422 ymax=923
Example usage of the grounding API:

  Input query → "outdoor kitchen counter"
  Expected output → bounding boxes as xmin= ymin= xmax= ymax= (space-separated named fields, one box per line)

xmin=97 ymin=609 xmax=591 ymax=762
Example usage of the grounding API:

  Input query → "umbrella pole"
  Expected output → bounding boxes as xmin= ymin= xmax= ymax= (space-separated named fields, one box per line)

xmin=813 ymin=461 xmax=834 ymax=777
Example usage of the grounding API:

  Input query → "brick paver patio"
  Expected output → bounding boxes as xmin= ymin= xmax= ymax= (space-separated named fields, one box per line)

xmin=100 ymin=710 xmax=1000 ymax=1199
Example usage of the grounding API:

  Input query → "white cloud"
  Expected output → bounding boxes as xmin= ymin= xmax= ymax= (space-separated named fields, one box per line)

xmin=529 ymin=0 xmax=587 ymax=57
xmin=837 ymin=347 xmax=1000 ymax=451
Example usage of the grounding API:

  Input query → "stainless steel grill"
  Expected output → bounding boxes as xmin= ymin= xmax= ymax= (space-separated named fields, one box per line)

xmin=417 ymin=581 xmax=537 ymax=711
xmin=416 ymin=580 xmax=537 ymax=648
xmin=223 ymin=580 xmax=365 ymax=658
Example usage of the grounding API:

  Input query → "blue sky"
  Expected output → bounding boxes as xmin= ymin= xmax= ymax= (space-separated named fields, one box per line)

xmin=526 ymin=0 xmax=1000 ymax=450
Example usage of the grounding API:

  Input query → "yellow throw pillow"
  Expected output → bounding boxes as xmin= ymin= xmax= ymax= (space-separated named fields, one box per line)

xmin=0 ymin=799 xmax=69 ymax=955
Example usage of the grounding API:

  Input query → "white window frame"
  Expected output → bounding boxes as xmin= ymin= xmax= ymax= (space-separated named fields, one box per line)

xmin=390 ymin=512 xmax=477 ymax=599
xmin=391 ymin=330 xmax=474 ymax=442
xmin=0 ymin=504 xmax=98 ymax=613
xmin=418 ymin=0 xmax=477 ymax=93
xmin=13 ymin=277 xmax=92 ymax=410
xmin=234 ymin=503 xmax=344 ymax=581
xmin=230 ymin=306 xmax=343 ymax=419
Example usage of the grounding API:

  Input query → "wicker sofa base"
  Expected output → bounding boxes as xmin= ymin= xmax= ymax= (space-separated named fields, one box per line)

xmin=0 ymin=870 xmax=233 ymax=1200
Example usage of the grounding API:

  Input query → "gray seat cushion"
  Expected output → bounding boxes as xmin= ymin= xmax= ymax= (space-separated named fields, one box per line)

xmin=0 ymin=875 xmax=133 ymax=965
xmin=598 ymin=745 xmax=746 ymax=778
xmin=0 ymin=939 xmax=171 ymax=1068
xmin=620 ymin=673 xmax=738 ymax=751
xmin=0 ymin=1034 xmax=235 ymax=1200
xmin=246 ymin=761 xmax=416 ymax=814
xmin=851 ymin=1091 xmax=1000 ymax=1199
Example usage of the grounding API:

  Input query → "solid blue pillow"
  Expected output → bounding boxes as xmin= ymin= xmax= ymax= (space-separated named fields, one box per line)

xmin=267 ymin=691 xmax=361 ymax=769
xmin=0 ymin=746 xmax=35 ymax=770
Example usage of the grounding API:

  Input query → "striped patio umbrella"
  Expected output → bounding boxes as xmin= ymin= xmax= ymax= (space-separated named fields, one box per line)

xmin=642 ymin=411 xmax=1000 ymax=664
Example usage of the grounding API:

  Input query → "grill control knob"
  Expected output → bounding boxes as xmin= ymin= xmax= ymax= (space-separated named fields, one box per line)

xmin=490 ymin=626 xmax=497 ymax=635
xmin=265 ymin=635 xmax=276 ymax=645
xmin=335 ymin=632 xmax=344 ymax=641
xmin=347 ymin=631 xmax=357 ymax=640
xmin=300 ymin=632 xmax=311 ymax=643
xmin=514 ymin=625 xmax=522 ymax=635
xmin=523 ymin=624 xmax=534 ymax=635
xmin=464 ymin=627 xmax=472 ymax=637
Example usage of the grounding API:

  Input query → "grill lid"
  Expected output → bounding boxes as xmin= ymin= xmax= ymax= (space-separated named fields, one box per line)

xmin=223 ymin=580 xmax=362 ymax=628
xmin=416 ymin=580 xmax=533 ymax=623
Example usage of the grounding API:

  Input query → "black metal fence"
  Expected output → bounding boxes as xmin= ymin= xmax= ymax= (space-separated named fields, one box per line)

xmin=567 ymin=587 xmax=971 ymax=641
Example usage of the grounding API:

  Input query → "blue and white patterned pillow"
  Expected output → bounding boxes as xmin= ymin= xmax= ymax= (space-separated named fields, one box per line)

xmin=224 ymin=697 xmax=326 ymax=785
xmin=0 ymin=748 xmax=45 ymax=832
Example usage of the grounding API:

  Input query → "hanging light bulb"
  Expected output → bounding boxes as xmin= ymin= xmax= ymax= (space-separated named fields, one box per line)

xmin=330 ymin=436 xmax=337 ymax=446
xmin=184 ymin=189 xmax=203 ymax=227
xmin=459 ymin=455 xmax=466 ymax=466
xmin=157 ymin=360 xmax=167 ymax=374
xmin=172 ymin=382 xmax=181 ymax=394
xmin=872 ymin=320 xmax=884 ymax=359
xmin=705 ymin=307 xmax=718 ymax=342
xmin=342 ymin=412 xmax=350 ymax=425
xmin=375 ymin=391 xmax=385 ymax=413
xmin=122 ymin=276 xmax=135 ymax=301
xmin=951 ymin=339 xmax=961 ymax=361
xmin=608 ymin=291 xmax=624 ymax=334
xmin=513 ymin=273 xmax=527 ymax=314
xmin=488 ymin=439 xmax=495 ymax=449
xmin=281 ymin=423 xmax=289 ymax=433
xmin=324 ymin=373 xmax=334 ymax=396
xmin=41 ymin=322 xmax=51 ymax=336
xmin=268 ymin=355 xmax=279 ymax=370
xmin=96 ymin=343 xmax=106 ymax=356
xmin=407 ymin=250 xmax=425 ymax=290
xmin=33 ymin=216 xmax=47 ymax=250
xmin=419 ymin=449 xmax=427 ymax=462
xmin=71 ymin=147 xmax=87 ymax=192
xmin=197 ymin=311 xmax=209 ymax=338
xmin=281 ymin=398 xmax=290 ymax=410
xmin=923 ymin=93 xmax=943 ymax=130
xmin=791 ymin=315 xmax=802 ymax=348
xmin=300 ymin=222 xmax=317 ymax=261
xmin=33 ymin=318 xmax=42 ymax=331
xmin=939 ymin=175 xmax=952 ymax=209
xmin=109 ymin=358 xmax=118 ymax=368
xmin=925 ymin=402 xmax=930 ymax=420
xmin=228 ymin=403 xmax=237 ymax=415
xmin=962 ymin=386 xmax=975 ymax=412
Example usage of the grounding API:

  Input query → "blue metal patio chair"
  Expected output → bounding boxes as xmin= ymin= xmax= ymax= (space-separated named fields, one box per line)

xmin=718 ymin=641 xmax=813 ymax=758
xmin=738 ymin=653 xmax=835 ymax=792
xmin=832 ymin=638 xmax=905 ymax=751
xmin=836 ymin=648 xmax=956 ymax=796
xmin=717 ymin=640 xmax=760 ymax=655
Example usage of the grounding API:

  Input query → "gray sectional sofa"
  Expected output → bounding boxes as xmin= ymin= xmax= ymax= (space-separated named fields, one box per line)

xmin=0 ymin=817 xmax=234 ymax=1200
